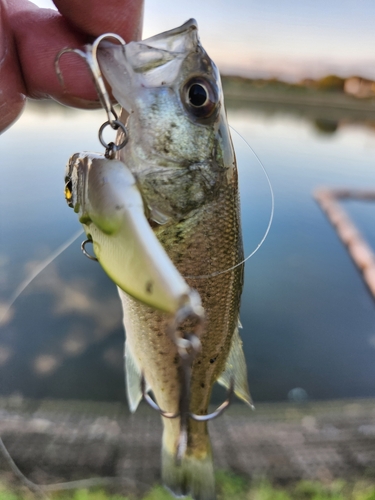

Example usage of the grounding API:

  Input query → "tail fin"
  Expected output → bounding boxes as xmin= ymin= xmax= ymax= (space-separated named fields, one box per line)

xmin=161 ymin=421 xmax=216 ymax=500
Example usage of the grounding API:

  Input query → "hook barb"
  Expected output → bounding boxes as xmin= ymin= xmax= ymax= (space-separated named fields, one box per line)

xmin=55 ymin=47 xmax=87 ymax=90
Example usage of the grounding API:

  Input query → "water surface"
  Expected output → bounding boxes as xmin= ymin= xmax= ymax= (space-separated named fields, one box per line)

xmin=0 ymin=100 xmax=374 ymax=404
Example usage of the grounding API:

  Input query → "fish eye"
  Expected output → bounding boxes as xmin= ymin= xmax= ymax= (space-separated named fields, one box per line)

xmin=64 ymin=177 xmax=74 ymax=208
xmin=188 ymin=83 xmax=208 ymax=107
xmin=182 ymin=77 xmax=218 ymax=119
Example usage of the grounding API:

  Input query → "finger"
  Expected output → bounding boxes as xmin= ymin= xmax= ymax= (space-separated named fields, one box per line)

xmin=52 ymin=0 xmax=144 ymax=42
xmin=8 ymin=0 xmax=143 ymax=107
xmin=0 ymin=0 xmax=26 ymax=133
xmin=9 ymin=8 xmax=97 ymax=105
xmin=51 ymin=0 xmax=145 ymax=104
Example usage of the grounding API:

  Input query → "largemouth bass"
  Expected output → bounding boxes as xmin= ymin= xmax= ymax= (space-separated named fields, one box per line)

xmin=65 ymin=19 xmax=251 ymax=500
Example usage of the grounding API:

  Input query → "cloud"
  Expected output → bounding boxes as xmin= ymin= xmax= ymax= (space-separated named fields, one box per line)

xmin=0 ymin=345 xmax=12 ymax=366
xmin=33 ymin=354 xmax=60 ymax=375
xmin=22 ymin=262 xmax=123 ymax=340
xmin=4 ymin=258 xmax=124 ymax=377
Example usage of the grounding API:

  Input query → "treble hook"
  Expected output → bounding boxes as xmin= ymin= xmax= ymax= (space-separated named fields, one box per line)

xmin=139 ymin=298 xmax=234 ymax=462
xmin=141 ymin=373 xmax=235 ymax=423
xmin=56 ymin=35 xmax=129 ymax=159
xmin=141 ymin=370 xmax=234 ymax=462
xmin=140 ymin=368 xmax=235 ymax=424
xmin=55 ymin=34 xmax=126 ymax=127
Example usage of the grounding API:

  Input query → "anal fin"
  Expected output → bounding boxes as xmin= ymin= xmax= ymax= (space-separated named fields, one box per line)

xmin=125 ymin=342 xmax=150 ymax=413
xmin=217 ymin=320 xmax=253 ymax=408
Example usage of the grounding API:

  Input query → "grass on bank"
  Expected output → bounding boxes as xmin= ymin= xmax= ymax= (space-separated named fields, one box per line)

xmin=1 ymin=472 xmax=375 ymax=500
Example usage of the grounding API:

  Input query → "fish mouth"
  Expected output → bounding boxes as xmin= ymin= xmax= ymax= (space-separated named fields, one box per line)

xmin=145 ymin=19 xmax=198 ymax=44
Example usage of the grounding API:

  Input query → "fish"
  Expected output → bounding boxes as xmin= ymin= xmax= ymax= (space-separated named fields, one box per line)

xmin=65 ymin=19 xmax=251 ymax=500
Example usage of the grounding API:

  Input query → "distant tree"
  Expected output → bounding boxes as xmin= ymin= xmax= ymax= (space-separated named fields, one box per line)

xmin=315 ymin=75 xmax=345 ymax=92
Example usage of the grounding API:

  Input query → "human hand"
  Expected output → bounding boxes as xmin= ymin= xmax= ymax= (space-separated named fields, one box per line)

xmin=0 ymin=0 xmax=144 ymax=133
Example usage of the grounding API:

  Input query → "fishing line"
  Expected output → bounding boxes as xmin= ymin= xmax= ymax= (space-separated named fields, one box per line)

xmin=0 ymin=229 xmax=84 ymax=326
xmin=0 ymin=228 xmax=155 ymax=497
xmin=185 ymin=126 xmax=274 ymax=280
xmin=0 ymin=432 xmax=152 ymax=498
xmin=0 ymin=130 xmax=272 ymax=495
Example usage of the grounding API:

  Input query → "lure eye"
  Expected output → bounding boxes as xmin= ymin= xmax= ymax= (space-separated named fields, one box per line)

xmin=65 ymin=177 xmax=74 ymax=208
xmin=182 ymin=77 xmax=218 ymax=119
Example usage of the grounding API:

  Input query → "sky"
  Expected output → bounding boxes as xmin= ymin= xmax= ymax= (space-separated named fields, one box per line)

xmin=32 ymin=0 xmax=375 ymax=81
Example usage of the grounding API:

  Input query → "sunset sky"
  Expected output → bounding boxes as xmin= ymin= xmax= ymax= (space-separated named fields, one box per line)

xmin=32 ymin=0 xmax=375 ymax=81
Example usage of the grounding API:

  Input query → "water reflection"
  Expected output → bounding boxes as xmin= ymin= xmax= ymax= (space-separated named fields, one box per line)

xmin=313 ymin=119 xmax=339 ymax=135
xmin=0 ymin=99 xmax=374 ymax=403
xmin=0 ymin=241 xmax=125 ymax=400
xmin=225 ymin=95 xmax=375 ymax=137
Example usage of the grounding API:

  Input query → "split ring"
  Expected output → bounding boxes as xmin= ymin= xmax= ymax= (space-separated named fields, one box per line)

xmin=98 ymin=119 xmax=128 ymax=152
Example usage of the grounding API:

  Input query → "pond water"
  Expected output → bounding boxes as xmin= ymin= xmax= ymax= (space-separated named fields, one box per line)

xmin=0 ymin=98 xmax=374 ymax=404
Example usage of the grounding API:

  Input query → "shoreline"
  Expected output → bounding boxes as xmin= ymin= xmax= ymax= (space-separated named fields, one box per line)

xmin=0 ymin=397 xmax=374 ymax=492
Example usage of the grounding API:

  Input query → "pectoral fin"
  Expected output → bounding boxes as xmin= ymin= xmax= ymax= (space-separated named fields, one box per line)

xmin=125 ymin=342 xmax=150 ymax=413
xmin=217 ymin=321 xmax=253 ymax=408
